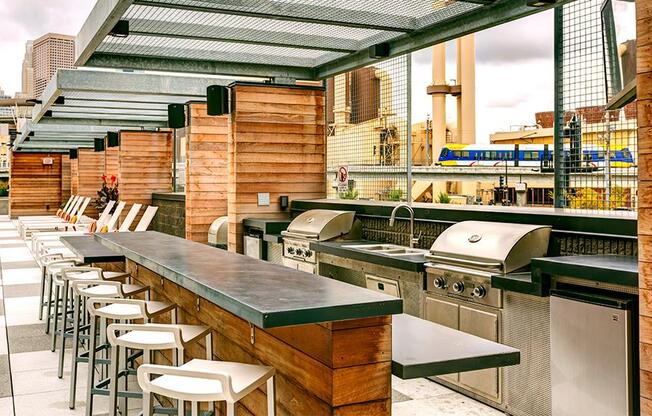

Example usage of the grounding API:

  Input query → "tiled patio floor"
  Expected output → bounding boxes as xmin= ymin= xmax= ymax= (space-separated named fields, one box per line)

xmin=0 ymin=216 xmax=503 ymax=415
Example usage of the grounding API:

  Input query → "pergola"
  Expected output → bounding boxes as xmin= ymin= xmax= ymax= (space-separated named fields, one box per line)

xmin=14 ymin=69 xmax=236 ymax=151
xmin=75 ymin=0 xmax=568 ymax=81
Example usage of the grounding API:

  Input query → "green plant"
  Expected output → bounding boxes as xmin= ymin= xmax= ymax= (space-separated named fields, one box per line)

xmin=338 ymin=189 xmax=359 ymax=200
xmin=0 ymin=182 xmax=8 ymax=197
xmin=94 ymin=175 xmax=119 ymax=212
xmin=437 ymin=192 xmax=451 ymax=204
xmin=387 ymin=189 xmax=403 ymax=202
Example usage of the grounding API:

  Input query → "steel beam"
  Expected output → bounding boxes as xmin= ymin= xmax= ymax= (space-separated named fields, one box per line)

xmin=35 ymin=117 xmax=164 ymax=128
xmin=132 ymin=0 xmax=415 ymax=32
xmin=76 ymin=0 xmax=134 ymax=65
xmin=86 ymin=53 xmax=316 ymax=80
xmin=129 ymin=19 xmax=358 ymax=53
xmin=315 ymin=0 xmax=575 ymax=79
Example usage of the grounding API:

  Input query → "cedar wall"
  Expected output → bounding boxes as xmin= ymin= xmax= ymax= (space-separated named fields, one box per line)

xmin=61 ymin=154 xmax=71 ymax=202
xmin=118 ymin=131 xmax=172 ymax=223
xmin=75 ymin=149 xmax=104 ymax=217
xmin=639 ymin=0 xmax=652 ymax=412
xmin=185 ymin=103 xmax=229 ymax=243
xmin=105 ymin=145 xmax=119 ymax=178
xmin=9 ymin=152 xmax=62 ymax=218
xmin=228 ymin=84 xmax=326 ymax=252
xmin=70 ymin=157 xmax=78 ymax=195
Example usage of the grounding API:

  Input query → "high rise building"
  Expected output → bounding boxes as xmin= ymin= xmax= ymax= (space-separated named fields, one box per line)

xmin=21 ymin=41 xmax=34 ymax=98
xmin=31 ymin=33 xmax=75 ymax=98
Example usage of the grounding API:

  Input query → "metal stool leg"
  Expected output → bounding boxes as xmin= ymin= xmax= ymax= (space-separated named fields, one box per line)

xmin=58 ymin=280 xmax=70 ymax=378
xmin=108 ymin=339 xmax=121 ymax=416
xmin=45 ymin=274 xmax=53 ymax=334
xmin=191 ymin=401 xmax=199 ymax=416
xmin=51 ymin=283 xmax=60 ymax=351
xmin=85 ymin=315 xmax=98 ymax=416
xmin=69 ymin=293 xmax=81 ymax=409
xmin=227 ymin=402 xmax=235 ymax=416
xmin=267 ymin=376 xmax=276 ymax=416
xmin=38 ymin=266 xmax=46 ymax=320
xmin=143 ymin=391 xmax=153 ymax=416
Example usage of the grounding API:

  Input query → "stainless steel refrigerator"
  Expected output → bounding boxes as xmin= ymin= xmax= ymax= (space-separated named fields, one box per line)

xmin=550 ymin=290 xmax=634 ymax=416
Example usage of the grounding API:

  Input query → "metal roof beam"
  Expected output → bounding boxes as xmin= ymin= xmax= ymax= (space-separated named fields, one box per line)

xmin=50 ymin=107 xmax=167 ymax=117
xmin=57 ymin=100 xmax=168 ymax=111
xmin=315 ymin=0 xmax=573 ymax=79
xmin=76 ymin=0 xmax=134 ymax=65
xmin=85 ymin=53 xmax=316 ymax=80
xmin=36 ymin=117 xmax=165 ymax=128
xmin=132 ymin=0 xmax=415 ymax=32
xmin=129 ymin=18 xmax=359 ymax=53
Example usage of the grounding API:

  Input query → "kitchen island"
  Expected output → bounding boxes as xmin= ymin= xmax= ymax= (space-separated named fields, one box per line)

xmin=94 ymin=231 xmax=401 ymax=415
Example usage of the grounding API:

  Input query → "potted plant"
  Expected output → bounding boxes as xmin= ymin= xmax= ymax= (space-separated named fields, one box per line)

xmin=94 ymin=175 xmax=119 ymax=213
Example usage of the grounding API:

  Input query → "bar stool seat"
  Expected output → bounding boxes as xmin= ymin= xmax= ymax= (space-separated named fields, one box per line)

xmin=138 ymin=359 xmax=275 ymax=416
xmin=95 ymin=300 xmax=175 ymax=320
xmin=78 ymin=283 xmax=147 ymax=298
xmin=115 ymin=324 xmax=210 ymax=348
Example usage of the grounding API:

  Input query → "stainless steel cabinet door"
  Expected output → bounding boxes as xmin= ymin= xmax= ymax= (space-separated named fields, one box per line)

xmin=459 ymin=305 xmax=500 ymax=400
xmin=425 ymin=296 xmax=459 ymax=383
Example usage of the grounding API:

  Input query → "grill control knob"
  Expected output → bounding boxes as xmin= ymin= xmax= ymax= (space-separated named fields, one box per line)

xmin=295 ymin=249 xmax=304 ymax=256
xmin=472 ymin=286 xmax=487 ymax=299
xmin=433 ymin=276 xmax=448 ymax=289
xmin=305 ymin=250 xmax=313 ymax=257
xmin=287 ymin=247 xmax=295 ymax=254
xmin=452 ymin=281 xmax=465 ymax=294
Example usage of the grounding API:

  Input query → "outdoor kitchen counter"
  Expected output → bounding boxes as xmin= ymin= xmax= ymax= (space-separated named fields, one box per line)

xmin=311 ymin=240 xmax=427 ymax=273
xmin=94 ymin=231 xmax=402 ymax=328
xmin=493 ymin=255 xmax=638 ymax=297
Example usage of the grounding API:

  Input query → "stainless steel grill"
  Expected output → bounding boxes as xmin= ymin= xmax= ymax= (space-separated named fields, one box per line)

xmin=423 ymin=220 xmax=551 ymax=410
xmin=281 ymin=210 xmax=359 ymax=273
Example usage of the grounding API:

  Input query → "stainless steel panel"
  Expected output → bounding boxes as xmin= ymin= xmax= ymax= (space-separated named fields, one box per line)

xmin=243 ymin=235 xmax=263 ymax=259
xmin=459 ymin=305 xmax=500 ymax=401
xmin=426 ymin=266 xmax=502 ymax=308
xmin=282 ymin=209 xmax=355 ymax=241
xmin=550 ymin=295 xmax=631 ymax=416
xmin=426 ymin=221 xmax=551 ymax=274
xmin=365 ymin=275 xmax=400 ymax=297
xmin=424 ymin=295 xmax=459 ymax=383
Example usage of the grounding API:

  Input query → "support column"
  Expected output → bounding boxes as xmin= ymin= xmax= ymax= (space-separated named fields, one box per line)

xmin=638 ymin=0 xmax=652 ymax=413
xmin=9 ymin=152 xmax=62 ymax=218
xmin=74 ymin=148 xmax=104 ymax=217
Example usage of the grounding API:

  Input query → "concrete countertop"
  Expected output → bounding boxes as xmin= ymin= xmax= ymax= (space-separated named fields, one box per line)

xmin=94 ymin=231 xmax=403 ymax=328
xmin=61 ymin=235 xmax=126 ymax=263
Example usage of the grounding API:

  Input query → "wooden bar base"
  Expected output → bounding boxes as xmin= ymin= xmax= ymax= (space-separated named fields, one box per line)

xmin=126 ymin=259 xmax=393 ymax=415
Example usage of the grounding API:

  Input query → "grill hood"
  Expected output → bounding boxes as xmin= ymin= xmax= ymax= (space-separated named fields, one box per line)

xmin=426 ymin=221 xmax=551 ymax=274
xmin=281 ymin=210 xmax=356 ymax=241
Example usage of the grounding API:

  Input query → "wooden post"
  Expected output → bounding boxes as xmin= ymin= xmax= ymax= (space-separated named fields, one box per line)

xmin=9 ymin=152 xmax=62 ymax=218
xmin=75 ymin=148 xmax=104 ymax=217
xmin=228 ymin=83 xmax=327 ymax=253
xmin=185 ymin=103 xmax=229 ymax=243
xmin=638 ymin=0 xmax=652 ymax=413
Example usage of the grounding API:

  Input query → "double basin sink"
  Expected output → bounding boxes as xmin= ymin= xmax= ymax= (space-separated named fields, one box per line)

xmin=343 ymin=243 xmax=428 ymax=258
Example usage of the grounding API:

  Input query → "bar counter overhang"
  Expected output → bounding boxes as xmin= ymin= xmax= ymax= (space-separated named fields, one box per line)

xmin=92 ymin=231 xmax=402 ymax=415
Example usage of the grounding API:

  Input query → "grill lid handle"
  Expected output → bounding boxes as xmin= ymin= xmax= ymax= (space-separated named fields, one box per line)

xmin=426 ymin=254 xmax=503 ymax=270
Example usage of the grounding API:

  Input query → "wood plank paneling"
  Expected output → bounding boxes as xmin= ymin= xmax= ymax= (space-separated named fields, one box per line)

xmin=76 ymin=149 xmax=104 ymax=217
xmin=61 ymin=154 xmax=71 ymax=202
xmin=70 ymin=157 xmax=78 ymax=195
xmin=118 ymin=131 xmax=172 ymax=225
xmin=105 ymin=145 xmax=119 ymax=178
xmin=228 ymin=84 xmax=326 ymax=252
xmin=640 ymin=0 xmax=652 ymax=405
xmin=127 ymin=260 xmax=392 ymax=415
xmin=9 ymin=152 xmax=62 ymax=218
xmin=185 ymin=103 xmax=228 ymax=243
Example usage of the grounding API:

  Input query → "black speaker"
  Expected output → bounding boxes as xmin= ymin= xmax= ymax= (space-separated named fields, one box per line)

xmin=44 ymin=110 xmax=53 ymax=117
xmin=54 ymin=96 xmax=65 ymax=105
xmin=369 ymin=42 xmax=390 ymax=59
xmin=207 ymin=85 xmax=230 ymax=116
xmin=109 ymin=20 xmax=129 ymax=37
xmin=168 ymin=103 xmax=185 ymax=129
xmin=94 ymin=138 xmax=105 ymax=152
xmin=69 ymin=149 xmax=78 ymax=159
xmin=107 ymin=131 xmax=120 ymax=147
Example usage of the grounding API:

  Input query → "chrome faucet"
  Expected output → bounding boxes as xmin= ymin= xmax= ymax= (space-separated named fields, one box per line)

xmin=389 ymin=203 xmax=419 ymax=248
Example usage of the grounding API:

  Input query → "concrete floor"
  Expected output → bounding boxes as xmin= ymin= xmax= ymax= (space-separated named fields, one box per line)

xmin=0 ymin=216 xmax=503 ymax=415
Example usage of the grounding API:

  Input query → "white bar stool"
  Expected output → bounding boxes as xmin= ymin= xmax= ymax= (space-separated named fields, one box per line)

xmin=137 ymin=359 xmax=275 ymax=416
xmin=84 ymin=297 xmax=177 ymax=416
xmin=107 ymin=323 xmax=213 ymax=416
xmin=44 ymin=256 xmax=83 ymax=335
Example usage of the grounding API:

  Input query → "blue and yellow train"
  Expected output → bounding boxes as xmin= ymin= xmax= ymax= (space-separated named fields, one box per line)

xmin=437 ymin=144 xmax=635 ymax=168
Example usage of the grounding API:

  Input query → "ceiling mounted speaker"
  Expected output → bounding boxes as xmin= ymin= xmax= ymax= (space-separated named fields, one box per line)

xmin=94 ymin=138 xmax=105 ymax=152
xmin=54 ymin=96 xmax=65 ymax=105
xmin=168 ymin=103 xmax=185 ymax=129
xmin=107 ymin=131 xmax=120 ymax=147
xmin=369 ymin=43 xmax=390 ymax=59
xmin=207 ymin=85 xmax=230 ymax=116
xmin=69 ymin=149 xmax=78 ymax=159
xmin=109 ymin=20 xmax=129 ymax=37
xmin=44 ymin=110 xmax=53 ymax=117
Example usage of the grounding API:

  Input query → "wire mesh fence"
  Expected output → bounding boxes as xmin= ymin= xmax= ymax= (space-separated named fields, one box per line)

xmin=556 ymin=0 xmax=637 ymax=211
xmin=325 ymin=55 xmax=410 ymax=201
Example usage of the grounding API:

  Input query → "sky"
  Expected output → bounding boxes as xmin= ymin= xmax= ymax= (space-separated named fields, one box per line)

xmin=0 ymin=0 xmax=554 ymax=142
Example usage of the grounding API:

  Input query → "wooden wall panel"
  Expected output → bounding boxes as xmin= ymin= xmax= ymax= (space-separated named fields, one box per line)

xmin=70 ymin=158 xmax=78 ymax=195
xmin=228 ymin=84 xmax=326 ymax=252
xmin=76 ymin=149 xmax=104 ymax=218
xmin=105 ymin=146 xmax=119 ymax=178
xmin=640 ymin=0 xmax=652 ymax=410
xmin=9 ymin=152 xmax=62 ymax=218
xmin=185 ymin=103 xmax=229 ymax=243
xmin=118 ymin=131 xmax=172 ymax=225
xmin=61 ymin=154 xmax=71 ymax=202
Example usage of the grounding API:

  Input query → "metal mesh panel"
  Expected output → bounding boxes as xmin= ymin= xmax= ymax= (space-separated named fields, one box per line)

xmin=557 ymin=0 xmax=637 ymax=211
xmin=325 ymin=55 xmax=410 ymax=201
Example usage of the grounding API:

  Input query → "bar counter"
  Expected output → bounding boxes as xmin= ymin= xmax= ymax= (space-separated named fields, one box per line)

xmin=93 ymin=231 xmax=401 ymax=415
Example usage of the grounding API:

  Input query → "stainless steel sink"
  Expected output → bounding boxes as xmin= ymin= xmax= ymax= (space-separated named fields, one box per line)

xmin=343 ymin=244 xmax=428 ymax=257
